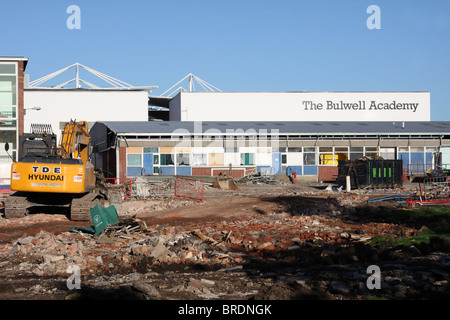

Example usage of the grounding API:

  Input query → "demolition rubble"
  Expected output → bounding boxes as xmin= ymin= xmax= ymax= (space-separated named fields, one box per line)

xmin=0 ymin=182 xmax=449 ymax=300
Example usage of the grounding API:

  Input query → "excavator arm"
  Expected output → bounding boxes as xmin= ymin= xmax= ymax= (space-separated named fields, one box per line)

xmin=58 ymin=120 xmax=91 ymax=164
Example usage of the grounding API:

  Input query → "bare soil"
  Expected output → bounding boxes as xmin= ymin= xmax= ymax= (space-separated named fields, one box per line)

xmin=0 ymin=183 xmax=449 ymax=301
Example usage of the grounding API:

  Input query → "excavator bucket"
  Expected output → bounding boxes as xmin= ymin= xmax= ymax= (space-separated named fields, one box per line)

xmin=213 ymin=177 xmax=238 ymax=190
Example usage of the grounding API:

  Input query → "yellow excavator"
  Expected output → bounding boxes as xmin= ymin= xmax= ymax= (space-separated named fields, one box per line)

xmin=4 ymin=120 xmax=110 ymax=221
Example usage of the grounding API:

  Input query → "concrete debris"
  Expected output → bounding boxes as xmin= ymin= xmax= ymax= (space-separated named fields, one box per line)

xmin=0 ymin=183 xmax=449 ymax=300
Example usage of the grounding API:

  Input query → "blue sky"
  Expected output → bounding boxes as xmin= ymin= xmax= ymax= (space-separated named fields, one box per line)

xmin=1 ymin=0 xmax=450 ymax=120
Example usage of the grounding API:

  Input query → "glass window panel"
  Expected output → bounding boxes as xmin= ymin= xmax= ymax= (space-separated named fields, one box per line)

xmin=350 ymin=147 xmax=363 ymax=152
xmin=0 ymin=76 xmax=16 ymax=105
xmin=319 ymin=147 xmax=332 ymax=152
xmin=0 ymin=130 xmax=16 ymax=149
xmin=0 ymin=64 xmax=16 ymax=74
xmin=281 ymin=154 xmax=287 ymax=164
xmin=335 ymin=147 xmax=348 ymax=152
xmin=273 ymin=146 xmax=286 ymax=152
xmin=410 ymin=147 xmax=424 ymax=152
xmin=350 ymin=153 xmax=363 ymax=160
xmin=177 ymin=153 xmax=190 ymax=166
xmin=319 ymin=153 xmax=334 ymax=165
xmin=398 ymin=147 xmax=409 ymax=152
xmin=127 ymin=154 xmax=141 ymax=166
xmin=240 ymin=153 xmax=254 ymax=166
xmin=365 ymin=153 xmax=379 ymax=158
xmin=0 ymin=119 xmax=16 ymax=128
xmin=153 ymin=154 xmax=159 ymax=165
xmin=287 ymin=147 xmax=302 ymax=153
xmin=160 ymin=154 xmax=174 ymax=165
xmin=303 ymin=147 xmax=316 ymax=152
xmin=365 ymin=147 xmax=378 ymax=152
xmin=193 ymin=154 xmax=207 ymax=166
xmin=303 ymin=153 xmax=316 ymax=165
xmin=0 ymin=106 xmax=16 ymax=118
xmin=143 ymin=147 xmax=158 ymax=153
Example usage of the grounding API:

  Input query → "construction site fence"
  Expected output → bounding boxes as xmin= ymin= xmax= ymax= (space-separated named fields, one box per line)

xmin=174 ymin=177 xmax=204 ymax=202
xmin=407 ymin=175 xmax=450 ymax=206
xmin=406 ymin=163 xmax=450 ymax=176
xmin=131 ymin=176 xmax=176 ymax=199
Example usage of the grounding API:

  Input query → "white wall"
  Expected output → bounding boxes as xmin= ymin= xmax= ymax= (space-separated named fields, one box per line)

xmin=172 ymin=91 xmax=430 ymax=122
xmin=24 ymin=89 xmax=149 ymax=140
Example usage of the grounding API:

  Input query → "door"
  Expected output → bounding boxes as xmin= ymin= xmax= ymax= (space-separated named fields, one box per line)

xmin=143 ymin=153 xmax=153 ymax=175
xmin=272 ymin=153 xmax=281 ymax=174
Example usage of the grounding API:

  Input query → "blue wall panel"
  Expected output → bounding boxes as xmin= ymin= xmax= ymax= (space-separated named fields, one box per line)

xmin=303 ymin=166 xmax=318 ymax=175
xmin=176 ymin=166 xmax=192 ymax=176
xmin=159 ymin=167 xmax=175 ymax=175
xmin=127 ymin=167 xmax=143 ymax=177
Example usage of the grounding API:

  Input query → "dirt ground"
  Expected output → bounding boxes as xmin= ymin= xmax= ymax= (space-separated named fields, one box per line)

xmin=0 ymin=182 xmax=449 ymax=301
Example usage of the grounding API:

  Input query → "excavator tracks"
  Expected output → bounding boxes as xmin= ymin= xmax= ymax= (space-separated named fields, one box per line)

xmin=3 ymin=192 xmax=106 ymax=222
xmin=70 ymin=192 xmax=104 ymax=222
xmin=4 ymin=193 xmax=28 ymax=219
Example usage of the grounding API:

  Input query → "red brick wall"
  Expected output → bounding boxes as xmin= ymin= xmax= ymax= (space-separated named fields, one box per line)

xmin=318 ymin=166 xmax=338 ymax=182
xmin=18 ymin=61 xmax=25 ymax=136
xmin=119 ymin=147 xmax=126 ymax=179
xmin=192 ymin=167 xmax=212 ymax=176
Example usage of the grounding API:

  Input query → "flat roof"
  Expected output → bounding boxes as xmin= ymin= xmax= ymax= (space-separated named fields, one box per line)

xmin=95 ymin=121 xmax=450 ymax=136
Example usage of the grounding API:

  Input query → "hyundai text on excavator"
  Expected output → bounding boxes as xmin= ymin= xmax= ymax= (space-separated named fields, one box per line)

xmin=4 ymin=120 xmax=111 ymax=221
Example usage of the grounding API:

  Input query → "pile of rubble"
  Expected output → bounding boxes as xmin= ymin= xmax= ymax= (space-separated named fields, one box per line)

xmin=0 ymin=202 xmax=417 ymax=280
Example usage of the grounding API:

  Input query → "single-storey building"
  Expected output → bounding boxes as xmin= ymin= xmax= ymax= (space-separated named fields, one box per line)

xmin=90 ymin=121 xmax=450 ymax=182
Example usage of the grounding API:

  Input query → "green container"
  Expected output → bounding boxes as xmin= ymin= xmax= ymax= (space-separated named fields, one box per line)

xmin=90 ymin=204 xmax=119 ymax=236
xmin=71 ymin=204 xmax=119 ymax=236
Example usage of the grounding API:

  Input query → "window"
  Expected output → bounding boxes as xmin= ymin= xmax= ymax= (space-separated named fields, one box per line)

xmin=365 ymin=147 xmax=379 ymax=158
xmin=273 ymin=147 xmax=286 ymax=153
xmin=350 ymin=147 xmax=363 ymax=160
xmin=380 ymin=147 xmax=395 ymax=160
xmin=319 ymin=147 xmax=333 ymax=165
xmin=143 ymin=147 xmax=158 ymax=153
xmin=303 ymin=147 xmax=317 ymax=165
xmin=177 ymin=153 xmax=190 ymax=166
xmin=127 ymin=154 xmax=141 ymax=166
xmin=192 ymin=154 xmax=207 ymax=166
xmin=335 ymin=147 xmax=348 ymax=161
xmin=303 ymin=153 xmax=316 ymax=165
xmin=0 ymin=63 xmax=18 ymax=162
xmin=281 ymin=154 xmax=287 ymax=164
xmin=160 ymin=154 xmax=174 ymax=165
xmin=0 ymin=64 xmax=15 ymax=74
xmin=240 ymin=153 xmax=254 ymax=166
xmin=0 ymin=76 xmax=17 ymax=105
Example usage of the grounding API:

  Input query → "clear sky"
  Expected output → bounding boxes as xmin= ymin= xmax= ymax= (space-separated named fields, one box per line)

xmin=1 ymin=0 xmax=449 ymax=120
